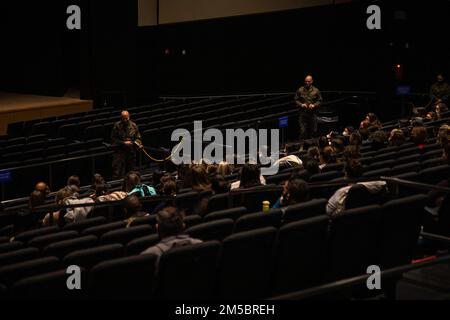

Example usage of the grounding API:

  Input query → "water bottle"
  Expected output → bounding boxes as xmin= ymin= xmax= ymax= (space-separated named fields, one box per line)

xmin=262 ymin=201 xmax=270 ymax=214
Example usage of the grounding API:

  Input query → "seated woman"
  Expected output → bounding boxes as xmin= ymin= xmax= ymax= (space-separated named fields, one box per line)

xmin=272 ymin=178 xmax=310 ymax=209
xmin=231 ymin=163 xmax=266 ymax=190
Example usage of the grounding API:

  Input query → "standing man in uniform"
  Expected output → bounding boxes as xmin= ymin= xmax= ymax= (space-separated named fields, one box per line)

xmin=295 ymin=75 xmax=323 ymax=140
xmin=111 ymin=110 xmax=142 ymax=179
xmin=429 ymin=73 xmax=450 ymax=116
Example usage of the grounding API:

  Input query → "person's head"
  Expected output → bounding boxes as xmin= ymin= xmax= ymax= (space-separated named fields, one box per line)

xmin=349 ymin=131 xmax=362 ymax=147
xmin=188 ymin=164 xmax=211 ymax=191
xmin=284 ymin=143 xmax=299 ymax=154
xmin=343 ymin=126 xmax=355 ymax=137
xmin=304 ymin=75 xmax=314 ymax=89
xmin=331 ymin=138 xmax=345 ymax=154
xmin=342 ymin=145 xmax=361 ymax=161
xmin=283 ymin=178 xmax=310 ymax=205
xmin=156 ymin=206 xmax=185 ymax=239
xmin=162 ymin=180 xmax=177 ymax=197
xmin=120 ymin=110 xmax=131 ymax=126
xmin=437 ymin=73 xmax=445 ymax=83
xmin=55 ymin=186 xmax=77 ymax=205
xmin=366 ymin=113 xmax=379 ymax=124
xmin=307 ymin=146 xmax=320 ymax=162
xmin=317 ymin=136 xmax=329 ymax=150
xmin=320 ymin=146 xmax=337 ymax=165
xmin=425 ymin=111 xmax=438 ymax=122
xmin=239 ymin=163 xmax=262 ymax=189
xmin=370 ymin=130 xmax=388 ymax=150
xmin=93 ymin=184 xmax=109 ymax=198
xmin=345 ymin=160 xmax=364 ymax=181
xmin=92 ymin=174 xmax=105 ymax=186
xmin=123 ymin=172 xmax=141 ymax=192
xmin=67 ymin=175 xmax=81 ymax=188
xmin=34 ymin=182 xmax=50 ymax=196
xmin=411 ymin=126 xmax=427 ymax=145
xmin=210 ymin=175 xmax=230 ymax=194
xmin=124 ymin=195 xmax=142 ymax=219
xmin=217 ymin=161 xmax=232 ymax=177
xmin=206 ymin=164 xmax=218 ymax=176
xmin=28 ymin=190 xmax=46 ymax=210
xmin=389 ymin=129 xmax=406 ymax=147
xmin=438 ymin=124 xmax=450 ymax=146
xmin=304 ymin=159 xmax=320 ymax=175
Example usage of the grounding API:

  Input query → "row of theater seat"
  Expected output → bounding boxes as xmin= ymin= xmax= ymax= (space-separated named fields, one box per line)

xmin=0 ymin=194 xmax=427 ymax=299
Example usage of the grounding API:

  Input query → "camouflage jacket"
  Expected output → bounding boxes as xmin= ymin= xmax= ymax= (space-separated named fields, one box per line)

xmin=295 ymin=85 xmax=323 ymax=112
xmin=111 ymin=121 xmax=141 ymax=148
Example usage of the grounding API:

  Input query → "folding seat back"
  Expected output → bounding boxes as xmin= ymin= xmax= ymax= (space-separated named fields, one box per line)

xmin=81 ymin=221 xmax=126 ymax=238
xmin=43 ymin=235 xmax=98 ymax=260
xmin=329 ymin=205 xmax=381 ymax=280
xmin=183 ymin=215 xmax=203 ymax=229
xmin=184 ymin=219 xmax=234 ymax=242
xmin=63 ymin=244 xmax=125 ymax=270
xmin=218 ymin=227 xmax=277 ymax=299
xmin=345 ymin=184 xmax=388 ymax=210
xmin=231 ymin=186 xmax=283 ymax=212
xmin=233 ymin=210 xmax=282 ymax=233
xmin=0 ymin=248 xmax=40 ymax=267
xmin=422 ymin=149 xmax=443 ymax=161
xmin=396 ymin=154 xmax=421 ymax=166
xmin=156 ymin=241 xmax=221 ymax=300
xmin=265 ymin=173 xmax=291 ymax=185
xmin=391 ymin=162 xmax=421 ymax=176
xmin=63 ymin=217 xmax=107 ymax=233
xmin=28 ymin=231 xmax=79 ymax=250
xmin=0 ymin=241 xmax=24 ymax=255
xmin=203 ymin=207 xmax=247 ymax=222
xmin=309 ymin=171 xmax=344 ymax=183
xmin=419 ymin=165 xmax=450 ymax=184
xmin=362 ymin=168 xmax=391 ymax=179
xmin=380 ymin=195 xmax=427 ymax=269
xmin=207 ymin=193 xmax=230 ymax=212
xmin=321 ymin=162 xmax=345 ymax=173
xmin=100 ymin=225 xmax=154 ymax=245
xmin=367 ymin=160 xmax=396 ymax=172
xmin=12 ymin=269 xmax=87 ymax=299
xmin=126 ymin=234 xmax=160 ymax=256
xmin=89 ymin=254 xmax=158 ymax=299
xmin=15 ymin=226 xmax=60 ymax=244
xmin=397 ymin=147 xmax=419 ymax=158
xmin=0 ymin=257 xmax=61 ymax=287
xmin=282 ymin=199 xmax=328 ymax=225
xmin=272 ymin=216 xmax=329 ymax=295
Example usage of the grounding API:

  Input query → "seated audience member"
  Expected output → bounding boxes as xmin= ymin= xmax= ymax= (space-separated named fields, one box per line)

xmin=360 ymin=113 xmax=381 ymax=130
xmin=307 ymin=146 xmax=321 ymax=162
xmin=210 ymin=175 xmax=230 ymax=194
xmin=273 ymin=178 xmax=310 ymax=209
xmin=67 ymin=175 xmax=81 ymax=190
xmin=331 ymin=137 xmax=345 ymax=154
xmin=303 ymin=159 xmax=320 ymax=179
xmin=358 ymin=128 xmax=370 ymax=144
xmin=141 ymin=206 xmax=202 ymax=257
xmin=342 ymin=145 xmax=361 ymax=161
xmin=411 ymin=125 xmax=428 ymax=149
xmin=318 ymin=136 xmax=330 ymax=151
xmin=152 ymin=180 xmax=178 ymax=214
xmin=11 ymin=191 xmax=46 ymax=239
xmin=369 ymin=130 xmax=388 ymax=151
xmin=123 ymin=195 xmax=149 ymax=227
xmin=183 ymin=165 xmax=212 ymax=192
xmin=437 ymin=124 xmax=450 ymax=146
xmin=388 ymin=129 xmax=406 ymax=147
xmin=43 ymin=186 xmax=79 ymax=226
xmin=206 ymin=164 xmax=218 ymax=177
xmin=217 ymin=161 xmax=232 ymax=177
xmin=326 ymin=160 xmax=387 ymax=217
xmin=274 ymin=154 xmax=303 ymax=172
xmin=319 ymin=146 xmax=337 ymax=170
xmin=124 ymin=172 xmax=157 ymax=197
xmin=425 ymin=111 xmax=438 ymax=122
xmin=231 ymin=163 xmax=266 ymax=189
xmin=34 ymin=182 xmax=50 ymax=197
xmin=349 ymin=131 xmax=362 ymax=150
xmin=342 ymin=126 xmax=355 ymax=137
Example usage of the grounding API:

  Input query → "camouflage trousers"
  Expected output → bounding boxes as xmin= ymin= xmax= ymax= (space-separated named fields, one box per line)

xmin=112 ymin=150 xmax=136 ymax=179
xmin=299 ymin=112 xmax=318 ymax=140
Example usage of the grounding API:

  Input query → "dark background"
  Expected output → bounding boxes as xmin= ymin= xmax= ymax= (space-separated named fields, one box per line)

xmin=0 ymin=0 xmax=449 ymax=113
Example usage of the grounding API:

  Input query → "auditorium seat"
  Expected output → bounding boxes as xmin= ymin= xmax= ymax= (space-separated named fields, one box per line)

xmin=396 ymin=154 xmax=422 ymax=166
xmin=89 ymin=254 xmax=158 ymax=300
xmin=218 ymin=227 xmax=277 ymax=299
xmin=58 ymin=124 xmax=78 ymax=142
xmin=368 ymin=159 xmax=396 ymax=172
xmin=100 ymin=225 xmax=154 ymax=245
xmin=184 ymin=219 xmax=234 ymax=242
xmin=421 ymin=157 xmax=443 ymax=169
xmin=126 ymin=234 xmax=160 ymax=256
xmin=0 ymin=248 xmax=40 ymax=267
xmin=15 ymin=226 xmax=60 ymax=244
xmin=155 ymin=241 xmax=221 ymax=300
xmin=182 ymin=215 xmax=203 ymax=229
xmin=265 ymin=173 xmax=291 ymax=185
xmin=63 ymin=217 xmax=107 ymax=233
xmin=28 ymin=231 xmax=79 ymax=250
xmin=321 ymin=162 xmax=345 ymax=173
xmin=282 ymin=198 xmax=328 ymax=225
xmin=31 ymin=122 xmax=52 ymax=136
xmin=309 ymin=171 xmax=344 ymax=183
xmin=362 ymin=168 xmax=391 ymax=179
xmin=127 ymin=215 xmax=157 ymax=227
xmin=43 ymin=235 xmax=98 ymax=260
xmin=203 ymin=207 xmax=247 ymax=222
xmin=81 ymin=221 xmax=126 ymax=238
xmin=422 ymin=149 xmax=443 ymax=161
xmin=63 ymin=244 xmax=125 ymax=270
xmin=0 ymin=257 xmax=61 ymax=287
xmin=329 ymin=205 xmax=381 ymax=280
xmin=0 ymin=241 xmax=24 ymax=255
xmin=419 ymin=165 xmax=450 ymax=184
xmin=12 ymin=269 xmax=87 ymax=299
xmin=233 ymin=210 xmax=282 ymax=233
xmin=272 ymin=216 xmax=329 ymax=295
xmin=84 ymin=125 xmax=104 ymax=141
xmin=391 ymin=162 xmax=421 ymax=176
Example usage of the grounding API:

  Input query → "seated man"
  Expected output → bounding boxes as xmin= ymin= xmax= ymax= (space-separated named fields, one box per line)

xmin=326 ymin=160 xmax=387 ymax=217
xmin=123 ymin=195 xmax=149 ymax=227
xmin=141 ymin=206 xmax=202 ymax=257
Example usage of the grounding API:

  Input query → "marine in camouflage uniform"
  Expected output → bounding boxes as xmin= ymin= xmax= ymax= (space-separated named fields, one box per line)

xmin=430 ymin=74 xmax=450 ymax=115
xmin=111 ymin=111 xmax=142 ymax=179
xmin=295 ymin=75 xmax=323 ymax=140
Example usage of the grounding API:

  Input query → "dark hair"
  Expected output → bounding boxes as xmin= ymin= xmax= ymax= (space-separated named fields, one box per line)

xmin=320 ymin=146 xmax=337 ymax=165
xmin=210 ymin=175 xmax=230 ymax=194
xmin=163 ymin=180 xmax=177 ymax=196
xmin=307 ymin=147 xmax=320 ymax=162
xmin=185 ymin=165 xmax=211 ymax=191
xmin=285 ymin=178 xmax=310 ymax=205
xmin=389 ymin=129 xmax=406 ymax=147
xmin=411 ymin=126 xmax=427 ymax=145
xmin=124 ymin=195 xmax=142 ymax=219
xmin=304 ymin=159 xmax=320 ymax=176
xmin=358 ymin=128 xmax=370 ymax=142
xmin=156 ymin=206 xmax=185 ymax=238
xmin=370 ymin=130 xmax=388 ymax=151
xmin=206 ymin=164 xmax=218 ymax=176
xmin=317 ymin=136 xmax=329 ymax=150
xmin=123 ymin=172 xmax=141 ymax=192
xmin=239 ymin=164 xmax=262 ymax=189
xmin=28 ymin=190 xmax=46 ymax=210
xmin=342 ymin=145 xmax=361 ymax=161
xmin=331 ymin=138 xmax=345 ymax=154
xmin=345 ymin=160 xmax=364 ymax=180
xmin=55 ymin=186 xmax=77 ymax=204
xmin=67 ymin=175 xmax=81 ymax=188
xmin=92 ymin=174 xmax=105 ymax=186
